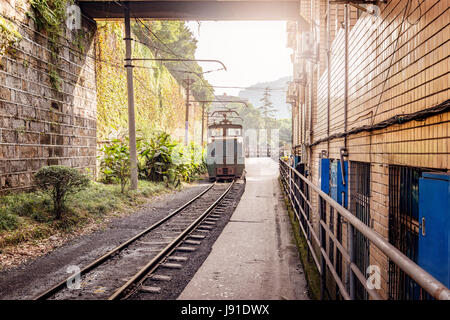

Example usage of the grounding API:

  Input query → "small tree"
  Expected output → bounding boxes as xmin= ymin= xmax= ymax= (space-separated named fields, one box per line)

xmin=258 ymin=87 xmax=276 ymax=128
xmin=34 ymin=166 xmax=90 ymax=219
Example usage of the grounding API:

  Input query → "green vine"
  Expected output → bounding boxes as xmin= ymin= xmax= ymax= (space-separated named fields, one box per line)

xmin=29 ymin=0 xmax=73 ymax=91
xmin=49 ymin=68 xmax=62 ymax=92
xmin=0 ymin=17 xmax=22 ymax=56
xmin=30 ymin=0 xmax=70 ymax=38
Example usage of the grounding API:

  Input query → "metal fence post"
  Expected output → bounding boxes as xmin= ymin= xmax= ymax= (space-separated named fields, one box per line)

xmin=348 ymin=223 xmax=355 ymax=299
xmin=319 ymin=197 xmax=327 ymax=300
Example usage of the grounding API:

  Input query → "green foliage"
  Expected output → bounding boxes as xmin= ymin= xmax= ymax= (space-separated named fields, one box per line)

xmin=139 ymin=132 xmax=180 ymax=186
xmin=0 ymin=17 xmax=22 ymax=56
xmin=132 ymin=20 xmax=214 ymax=102
xmin=0 ymin=180 xmax=168 ymax=247
xmin=0 ymin=210 xmax=19 ymax=231
xmin=98 ymin=139 xmax=130 ymax=193
xmin=176 ymin=142 xmax=207 ymax=183
xmin=30 ymin=0 xmax=70 ymax=36
xmin=29 ymin=0 xmax=72 ymax=91
xmin=49 ymin=68 xmax=62 ymax=91
xmin=0 ymin=191 xmax=52 ymax=223
xmin=34 ymin=165 xmax=90 ymax=219
xmin=228 ymin=101 xmax=292 ymax=147
xmin=96 ymin=22 xmax=189 ymax=143
xmin=137 ymin=132 xmax=206 ymax=187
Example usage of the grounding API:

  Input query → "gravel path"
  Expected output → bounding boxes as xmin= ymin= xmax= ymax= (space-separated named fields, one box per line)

xmin=0 ymin=181 xmax=211 ymax=300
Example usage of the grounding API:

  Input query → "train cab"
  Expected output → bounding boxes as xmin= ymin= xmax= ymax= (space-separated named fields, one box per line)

xmin=206 ymin=116 xmax=245 ymax=181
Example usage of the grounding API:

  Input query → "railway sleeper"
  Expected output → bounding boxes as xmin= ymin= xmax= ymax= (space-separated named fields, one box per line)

xmin=189 ymin=234 xmax=206 ymax=240
xmin=176 ymin=246 xmax=197 ymax=252
xmin=168 ymin=256 xmax=188 ymax=262
xmin=150 ymin=274 xmax=172 ymax=281
xmin=140 ymin=286 xmax=161 ymax=294
xmin=161 ymin=263 xmax=183 ymax=269
xmin=184 ymin=240 xmax=201 ymax=245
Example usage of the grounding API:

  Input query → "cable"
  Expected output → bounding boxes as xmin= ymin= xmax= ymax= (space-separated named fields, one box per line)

xmin=126 ymin=9 xmax=229 ymax=109
xmin=370 ymin=0 xmax=411 ymax=125
xmin=406 ymin=0 xmax=422 ymax=26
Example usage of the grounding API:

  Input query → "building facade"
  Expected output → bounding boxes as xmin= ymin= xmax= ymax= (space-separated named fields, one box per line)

xmin=287 ymin=0 xmax=448 ymax=299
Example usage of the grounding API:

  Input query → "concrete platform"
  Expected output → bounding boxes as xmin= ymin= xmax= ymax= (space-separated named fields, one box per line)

xmin=178 ymin=158 xmax=309 ymax=300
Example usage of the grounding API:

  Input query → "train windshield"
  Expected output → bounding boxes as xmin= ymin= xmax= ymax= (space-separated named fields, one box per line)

xmin=209 ymin=128 xmax=223 ymax=137
xmin=226 ymin=128 xmax=242 ymax=136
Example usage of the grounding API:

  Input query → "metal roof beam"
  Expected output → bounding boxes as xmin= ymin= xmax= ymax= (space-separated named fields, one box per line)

xmin=78 ymin=1 xmax=303 ymax=20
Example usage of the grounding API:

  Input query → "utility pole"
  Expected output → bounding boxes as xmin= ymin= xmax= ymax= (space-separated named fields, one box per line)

xmin=201 ymin=102 xmax=205 ymax=147
xmin=183 ymin=77 xmax=195 ymax=146
xmin=124 ymin=4 xmax=138 ymax=190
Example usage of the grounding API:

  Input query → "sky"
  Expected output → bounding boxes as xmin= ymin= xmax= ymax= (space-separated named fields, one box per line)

xmin=186 ymin=21 xmax=293 ymax=96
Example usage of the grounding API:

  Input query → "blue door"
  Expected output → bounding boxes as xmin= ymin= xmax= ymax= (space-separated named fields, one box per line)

xmin=319 ymin=158 xmax=330 ymax=194
xmin=418 ymin=172 xmax=450 ymax=288
xmin=329 ymin=160 xmax=348 ymax=207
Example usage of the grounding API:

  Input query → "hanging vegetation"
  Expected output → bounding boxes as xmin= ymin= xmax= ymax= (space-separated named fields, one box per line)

xmin=96 ymin=21 xmax=195 ymax=143
xmin=29 ymin=0 xmax=72 ymax=91
xmin=0 ymin=17 xmax=22 ymax=57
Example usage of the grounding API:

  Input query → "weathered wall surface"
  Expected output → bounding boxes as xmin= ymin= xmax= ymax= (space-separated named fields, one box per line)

xmin=290 ymin=0 xmax=449 ymax=299
xmin=0 ymin=2 xmax=97 ymax=192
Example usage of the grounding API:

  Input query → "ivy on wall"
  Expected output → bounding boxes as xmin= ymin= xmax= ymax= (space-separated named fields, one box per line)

xmin=29 ymin=0 xmax=73 ymax=91
xmin=96 ymin=22 xmax=197 ymax=143
xmin=0 ymin=17 xmax=22 ymax=56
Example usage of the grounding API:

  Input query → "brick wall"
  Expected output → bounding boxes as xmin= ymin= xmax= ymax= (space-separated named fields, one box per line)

xmin=0 ymin=1 xmax=97 ymax=192
xmin=291 ymin=0 xmax=449 ymax=299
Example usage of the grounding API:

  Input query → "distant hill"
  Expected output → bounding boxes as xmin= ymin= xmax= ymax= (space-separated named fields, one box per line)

xmin=238 ymin=76 xmax=292 ymax=119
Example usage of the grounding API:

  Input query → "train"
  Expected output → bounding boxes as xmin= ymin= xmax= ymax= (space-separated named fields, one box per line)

xmin=206 ymin=110 xmax=245 ymax=181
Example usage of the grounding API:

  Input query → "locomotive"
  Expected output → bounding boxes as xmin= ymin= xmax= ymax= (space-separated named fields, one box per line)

xmin=206 ymin=110 xmax=245 ymax=181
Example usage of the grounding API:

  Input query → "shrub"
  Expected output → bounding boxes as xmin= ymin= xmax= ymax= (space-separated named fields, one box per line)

xmin=139 ymin=132 xmax=180 ymax=186
xmin=137 ymin=132 xmax=207 ymax=186
xmin=34 ymin=166 xmax=90 ymax=219
xmin=0 ymin=209 xmax=19 ymax=231
xmin=98 ymin=139 xmax=130 ymax=193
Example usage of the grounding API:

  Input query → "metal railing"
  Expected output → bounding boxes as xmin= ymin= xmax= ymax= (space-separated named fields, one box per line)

xmin=279 ymin=159 xmax=450 ymax=300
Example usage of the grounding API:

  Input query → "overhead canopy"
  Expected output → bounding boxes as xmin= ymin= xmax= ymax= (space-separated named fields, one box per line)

xmin=78 ymin=0 xmax=307 ymax=22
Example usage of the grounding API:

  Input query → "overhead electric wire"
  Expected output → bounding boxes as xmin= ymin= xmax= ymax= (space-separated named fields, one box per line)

xmin=107 ymin=1 xmax=229 ymax=109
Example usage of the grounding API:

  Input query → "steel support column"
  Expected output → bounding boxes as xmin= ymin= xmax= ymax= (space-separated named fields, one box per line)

xmin=201 ymin=102 xmax=205 ymax=147
xmin=124 ymin=4 xmax=138 ymax=190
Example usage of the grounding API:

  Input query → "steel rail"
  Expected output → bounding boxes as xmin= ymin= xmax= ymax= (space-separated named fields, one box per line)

xmin=108 ymin=181 xmax=235 ymax=300
xmin=33 ymin=183 xmax=215 ymax=300
xmin=279 ymin=160 xmax=450 ymax=300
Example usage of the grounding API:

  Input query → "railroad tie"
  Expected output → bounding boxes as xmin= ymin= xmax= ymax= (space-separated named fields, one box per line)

xmin=161 ymin=262 xmax=183 ymax=269
xmin=198 ymin=225 xmax=214 ymax=230
xmin=184 ymin=240 xmax=201 ymax=245
xmin=151 ymin=274 xmax=172 ymax=281
xmin=202 ymin=221 xmax=216 ymax=226
xmin=168 ymin=256 xmax=188 ymax=262
xmin=176 ymin=246 xmax=197 ymax=252
xmin=141 ymin=286 xmax=161 ymax=293
xmin=189 ymin=234 xmax=206 ymax=240
xmin=209 ymin=214 xmax=221 ymax=218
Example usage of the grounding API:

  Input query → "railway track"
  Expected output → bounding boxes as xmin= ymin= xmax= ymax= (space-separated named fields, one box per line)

xmin=34 ymin=181 xmax=236 ymax=300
